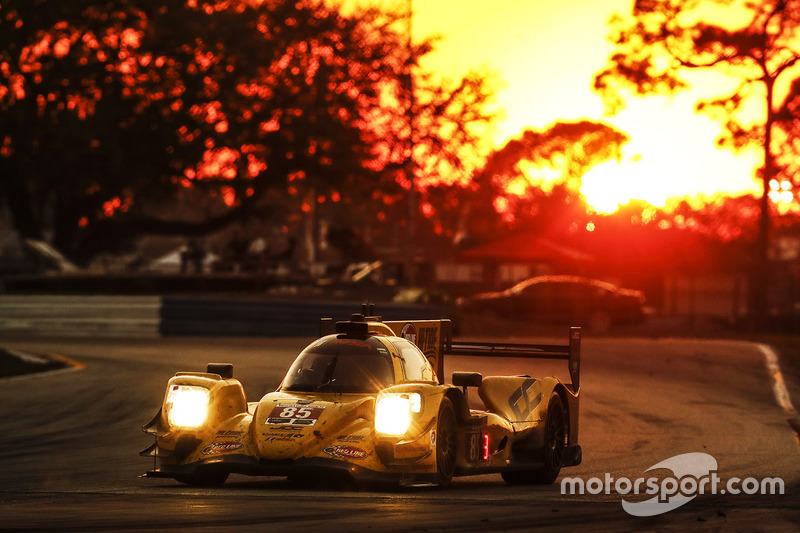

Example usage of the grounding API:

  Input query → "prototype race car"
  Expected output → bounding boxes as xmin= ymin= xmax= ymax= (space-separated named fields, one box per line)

xmin=140 ymin=307 xmax=582 ymax=486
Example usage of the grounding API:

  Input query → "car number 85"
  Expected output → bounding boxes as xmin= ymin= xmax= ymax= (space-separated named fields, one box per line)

xmin=280 ymin=406 xmax=312 ymax=418
xmin=267 ymin=404 xmax=325 ymax=426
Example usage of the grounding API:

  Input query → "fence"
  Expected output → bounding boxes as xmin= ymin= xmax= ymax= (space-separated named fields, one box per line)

xmin=0 ymin=295 xmax=443 ymax=337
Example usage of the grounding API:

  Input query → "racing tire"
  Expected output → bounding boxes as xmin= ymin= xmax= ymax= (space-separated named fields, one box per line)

xmin=175 ymin=469 xmax=229 ymax=486
xmin=501 ymin=392 xmax=566 ymax=485
xmin=435 ymin=397 xmax=458 ymax=486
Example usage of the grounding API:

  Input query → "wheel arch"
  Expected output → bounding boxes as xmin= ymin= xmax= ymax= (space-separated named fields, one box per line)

xmin=552 ymin=382 xmax=578 ymax=445
xmin=443 ymin=387 xmax=470 ymax=424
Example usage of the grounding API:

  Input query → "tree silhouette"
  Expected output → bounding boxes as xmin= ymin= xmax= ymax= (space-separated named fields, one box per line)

xmin=0 ymin=0 xmax=493 ymax=264
xmin=439 ymin=120 xmax=628 ymax=243
xmin=593 ymin=0 xmax=800 ymax=325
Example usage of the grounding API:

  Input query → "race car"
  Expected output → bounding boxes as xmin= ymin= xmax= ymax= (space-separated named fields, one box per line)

xmin=140 ymin=306 xmax=582 ymax=487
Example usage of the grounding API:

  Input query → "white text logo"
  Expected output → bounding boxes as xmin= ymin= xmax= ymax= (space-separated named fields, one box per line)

xmin=561 ymin=452 xmax=785 ymax=516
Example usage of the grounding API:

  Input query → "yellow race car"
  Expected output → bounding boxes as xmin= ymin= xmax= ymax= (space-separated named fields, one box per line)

xmin=140 ymin=307 xmax=582 ymax=486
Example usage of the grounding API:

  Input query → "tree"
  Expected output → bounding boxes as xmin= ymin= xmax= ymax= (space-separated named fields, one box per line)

xmin=431 ymin=120 xmax=628 ymax=244
xmin=593 ymin=0 xmax=800 ymax=325
xmin=0 ymin=0 xmax=494 ymax=265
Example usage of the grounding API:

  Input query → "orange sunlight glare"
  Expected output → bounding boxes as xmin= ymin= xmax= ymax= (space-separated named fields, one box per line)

xmin=580 ymin=92 xmax=762 ymax=213
xmin=339 ymin=0 xmax=767 ymax=213
xmin=580 ymin=159 xmax=662 ymax=214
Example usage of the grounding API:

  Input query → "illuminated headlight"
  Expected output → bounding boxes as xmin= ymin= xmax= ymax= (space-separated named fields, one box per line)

xmin=166 ymin=385 xmax=210 ymax=428
xmin=375 ymin=392 xmax=422 ymax=436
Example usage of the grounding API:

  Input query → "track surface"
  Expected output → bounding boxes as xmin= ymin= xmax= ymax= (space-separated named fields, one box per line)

xmin=1 ymin=335 xmax=799 ymax=531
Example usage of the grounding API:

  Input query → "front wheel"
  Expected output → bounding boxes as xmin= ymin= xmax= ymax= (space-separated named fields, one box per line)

xmin=435 ymin=397 xmax=458 ymax=486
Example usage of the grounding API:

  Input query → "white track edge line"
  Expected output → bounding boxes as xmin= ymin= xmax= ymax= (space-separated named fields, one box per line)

xmin=758 ymin=343 xmax=799 ymax=417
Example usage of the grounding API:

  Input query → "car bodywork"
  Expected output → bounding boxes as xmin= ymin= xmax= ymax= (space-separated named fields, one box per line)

xmin=457 ymin=275 xmax=646 ymax=332
xmin=140 ymin=309 xmax=582 ymax=486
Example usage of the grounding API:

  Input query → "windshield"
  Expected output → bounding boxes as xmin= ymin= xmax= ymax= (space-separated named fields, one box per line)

xmin=280 ymin=336 xmax=395 ymax=393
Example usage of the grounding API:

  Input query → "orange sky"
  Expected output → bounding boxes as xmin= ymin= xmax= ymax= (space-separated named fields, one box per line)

xmin=341 ymin=0 xmax=763 ymax=212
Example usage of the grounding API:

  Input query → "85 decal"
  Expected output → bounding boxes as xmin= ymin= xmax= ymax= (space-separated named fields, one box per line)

xmin=266 ymin=404 xmax=326 ymax=426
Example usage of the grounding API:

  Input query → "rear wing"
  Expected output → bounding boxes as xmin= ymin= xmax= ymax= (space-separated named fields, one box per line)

xmin=384 ymin=319 xmax=581 ymax=393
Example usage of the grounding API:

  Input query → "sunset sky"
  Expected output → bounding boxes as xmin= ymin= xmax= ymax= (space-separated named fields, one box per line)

xmin=345 ymin=0 xmax=763 ymax=212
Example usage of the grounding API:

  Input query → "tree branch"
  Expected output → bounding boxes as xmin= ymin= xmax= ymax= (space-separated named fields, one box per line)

xmin=773 ymin=54 xmax=800 ymax=78
xmin=675 ymin=52 xmax=746 ymax=69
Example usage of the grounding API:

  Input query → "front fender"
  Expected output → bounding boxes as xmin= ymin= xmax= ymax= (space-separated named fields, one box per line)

xmin=143 ymin=372 xmax=252 ymax=465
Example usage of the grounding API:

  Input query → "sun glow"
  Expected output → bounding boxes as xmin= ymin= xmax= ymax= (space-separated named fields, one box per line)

xmin=580 ymin=159 xmax=668 ymax=214
xmin=578 ymin=89 xmax=762 ymax=213
xmin=405 ymin=0 xmax=763 ymax=208
xmin=339 ymin=0 xmax=769 ymax=212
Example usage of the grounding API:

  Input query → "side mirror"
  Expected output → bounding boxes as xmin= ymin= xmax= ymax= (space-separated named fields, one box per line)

xmin=207 ymin=363 xmax=234 ymax=379
xmin=452 ymin=372 xmax=483 ymax=389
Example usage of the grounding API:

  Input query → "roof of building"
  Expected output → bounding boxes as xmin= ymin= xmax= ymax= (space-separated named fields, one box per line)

xmin=457 ymin=234 xmax=594 ymax=265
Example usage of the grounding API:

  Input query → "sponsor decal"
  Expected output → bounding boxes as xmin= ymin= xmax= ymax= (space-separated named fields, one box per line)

xmin=323 ymin=445 xmax=368 ymax=460
xmin=430 ymin=429 xmax=436 ymax=447
xmin=507 ymin=378 xmax=540 ymax=420
xmin=400 ymin=323 xmax=417 ymax=344
xmin=263 ymin=434 xmax=303 ymax=442
xmin=330 ymin=339 xmax=374 ymax=349
xmin=402 ymin=323 xmax=439 ymax=358
xmin=416 ymin=326 xmax=438 ymax=358
xmin=201 ymin=441 xmax=244 ymax=455
xmin=215 ymin=430 xmax=244 ymax=438
xmin=266 ymin=404 xmax=325 ymax=426
xmin=336 ymin=434 xmax=366 ymax=443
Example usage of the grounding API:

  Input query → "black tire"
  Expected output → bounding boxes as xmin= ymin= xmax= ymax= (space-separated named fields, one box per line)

xmin=501 ymin=392 xmax=566 ymax=485
xmin=176 ymin=469 xmax=229 ymax=486
xmin=535 ymin=392 xmax=566 ymax=483
xmin=435 ymin=397 xmax=458 ymax=486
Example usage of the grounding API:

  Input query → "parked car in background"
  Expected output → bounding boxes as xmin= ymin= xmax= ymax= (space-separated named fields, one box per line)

xmin=0 ymin=236 xmax=80 ymax=277
xmin=456 ymin=275 xmax=646 ymax=333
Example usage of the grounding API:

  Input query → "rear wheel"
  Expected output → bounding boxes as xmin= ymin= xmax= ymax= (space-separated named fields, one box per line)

xmin=502 ymin=392 xmax=566 ymax=485
xmin=435 ymin=397 xmax=457 ymax=486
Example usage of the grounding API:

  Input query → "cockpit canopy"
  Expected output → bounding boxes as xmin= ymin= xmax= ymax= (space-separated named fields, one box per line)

xmin=280 ymin=334 xmax=434 ymax=393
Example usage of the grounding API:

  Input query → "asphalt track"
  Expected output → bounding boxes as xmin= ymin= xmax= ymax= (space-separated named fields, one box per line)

xmin=1 ymin=335 xmax=799 ymax=531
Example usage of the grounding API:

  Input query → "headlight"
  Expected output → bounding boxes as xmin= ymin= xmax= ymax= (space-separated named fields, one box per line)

xmin=375 ymin=392 xmax=422 ymax=436
xmin=166 ymin=385 xmax=210 ymax=428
